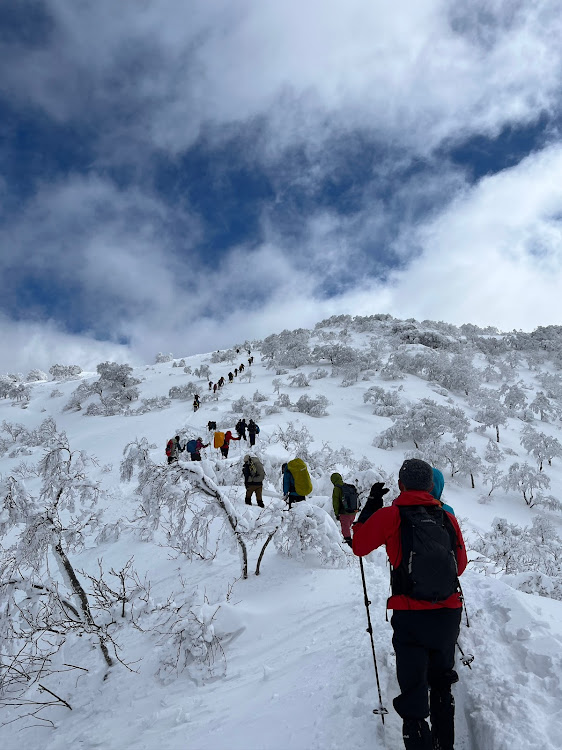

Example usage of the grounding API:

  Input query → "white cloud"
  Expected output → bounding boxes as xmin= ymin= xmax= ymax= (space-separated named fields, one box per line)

xmin=0 ymin=314 xmax=134 ymax=375
xmin=3 ymin=0 xmax=562 ymax=159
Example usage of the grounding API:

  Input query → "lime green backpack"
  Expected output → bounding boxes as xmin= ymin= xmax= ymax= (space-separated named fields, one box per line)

xmin=287 ymin=458 xmax=313 ymax=496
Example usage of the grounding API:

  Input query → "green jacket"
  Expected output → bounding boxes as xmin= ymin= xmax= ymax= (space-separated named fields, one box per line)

xmin=331 ymin=472 xmax=350 ymax=516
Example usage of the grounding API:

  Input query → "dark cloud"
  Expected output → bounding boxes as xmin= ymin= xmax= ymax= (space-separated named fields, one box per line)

xmin=1 ymin=0 xmax=562 ymax=372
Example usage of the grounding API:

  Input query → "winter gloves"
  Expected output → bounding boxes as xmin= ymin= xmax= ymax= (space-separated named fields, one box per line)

xmin=356 ymin=482 xmax=389 ymax=524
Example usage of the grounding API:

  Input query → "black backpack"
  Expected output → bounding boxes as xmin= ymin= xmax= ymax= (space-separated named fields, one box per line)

xmin=391 ymin=505 xmax=459 ymax=603
xmin=340 ymin=483 xmax=360 ymax=513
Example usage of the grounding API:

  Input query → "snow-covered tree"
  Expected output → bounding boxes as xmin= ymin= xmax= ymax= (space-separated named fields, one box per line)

xmin=519 ymin=425 xmax=562 ymax=471
xmin=484 ymin=438 xmax=503 ymax=464
xmin=169 ymin=382 xmax=198 ymax=400
xmin=194 ymin=365 xmax=211 ymax=380
xmin=155 ymin=353 xmax=174 ymax=363
xmin=440 ymin=440 xmax=483 ymax=488
xmin=529 ymin=391 xmax=558 ymax=422
xmin=26 ymin=369 xmax=49 ymax=382
xmin=49 ymin=364 xmax=82 ymax=380
xmin=473 ymin=395 xmax=509 ymax=443
xmin=500 ymin=382 xmax=528 ymax=412
xmin=377 ymin=399 xmax=470 ymax=450
xmin=502 ymin=462 xmax=551 ymax=506
xmin=0 ymin=430 xmax=115 ymax=674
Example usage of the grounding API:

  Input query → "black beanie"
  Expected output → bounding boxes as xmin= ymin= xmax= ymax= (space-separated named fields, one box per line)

xmin=399 ymin=458 xmax=433 ymax=491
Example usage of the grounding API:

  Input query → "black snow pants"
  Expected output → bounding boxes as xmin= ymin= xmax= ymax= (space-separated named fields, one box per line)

xmin=391 ymin=608 xmax=461 ymax=750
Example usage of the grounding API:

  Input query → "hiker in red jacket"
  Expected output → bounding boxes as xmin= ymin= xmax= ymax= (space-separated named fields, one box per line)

xmin=220 ymin=430 xmax=240 ymax=458
xmin=353 ymin=459 xmax=467 ymax=750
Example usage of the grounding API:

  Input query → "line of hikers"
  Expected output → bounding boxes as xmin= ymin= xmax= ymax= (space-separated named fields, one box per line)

xmin=166 ymin=419 xmax=261 ymax=463
xmin=208 ymin=355 xmax=254 ymax=395
xmin=163 ymin=439 xmax=467 ymax=749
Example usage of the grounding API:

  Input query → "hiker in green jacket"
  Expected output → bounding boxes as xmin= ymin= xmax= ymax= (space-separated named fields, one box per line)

xmin=331 ymin=472 xmax=359 ymax=547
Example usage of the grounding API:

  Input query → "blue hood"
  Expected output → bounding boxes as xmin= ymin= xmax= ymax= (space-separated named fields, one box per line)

xmin=431 ymin=467 xmax=444 ymax=501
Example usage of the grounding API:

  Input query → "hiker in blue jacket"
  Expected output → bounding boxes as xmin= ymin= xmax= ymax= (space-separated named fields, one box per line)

xmin=282 ymin=463 xmax=305 ymax=508
xmin=431 ymin=467 xmax=455 ymax=515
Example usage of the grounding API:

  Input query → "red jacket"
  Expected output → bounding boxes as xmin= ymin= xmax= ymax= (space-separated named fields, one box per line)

xmin=352 ymin=490 xmax=467 ymax=611
xmin=223 ymin=430 xmax=240 ymax=447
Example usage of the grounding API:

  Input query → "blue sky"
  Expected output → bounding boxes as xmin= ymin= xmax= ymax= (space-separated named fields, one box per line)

xmin=2 ymin=0 xmax=562 ymax=372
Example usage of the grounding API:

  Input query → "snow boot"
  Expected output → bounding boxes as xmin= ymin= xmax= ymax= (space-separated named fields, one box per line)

xmin=430 ymin=688 xmax=455 ymax=750
xmin=245 ymin=500 xmax=252 ymax=505
xmin=402 ymin=719 xmax=432 ymax=750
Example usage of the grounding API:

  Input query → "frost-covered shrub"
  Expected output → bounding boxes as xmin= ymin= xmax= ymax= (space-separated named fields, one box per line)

xmin=274 ymin=393 xmax=291 ymax=408
xmin=339 ymin=366 xmax=362 ymax=386
xmin=183 ymin=366 xmax=193 ymax=375
xmin=49 ymin=364 xmax=82 ymax=380
xmin=50 ymin=388 xmax=63 ymax=398
xmin=271 ymin=422 xmax=313 ymax=457
xmin=151 ymin=591 xmax=230 ymax=684
xmin=26 ymin=369 xmax=48 ymax=382
xmin=309 ymin=368 xmax=329 ymax=380
xmin=194 ymin=365 xmax=211 ymax=379
xmin=252 ymin=390 xmax=268 ymax=403
xmin=379 ymin=359 xmax=405 ymax=380
xmin=169 ymin=383 xmax=198 ymax=400
xmin=155 ymin=353 xmax=174 ymax=363
xmin=232 ymin=396 xmax=250 ymax=413
xmin=129 ymin=396 xmax=172 ymax=415
xmin=293 ymin=394 xmax=329 ymax=417
xmin=243 ymin=404 xmax=262 ymax=422
xmin=288 ymin=373 xmax=309 ymax=388
xmin=484 ymin=439 xmax=503 ymax=464
xmin=472 ymin=517 xmax=562 ymax=600
xmin=210 ymin=348 xmax=237 ymax=364
xmin=264 ymin=404 xmax=282 ymax=416
xmin=274 ymin=503 xmax=346 ymax=567
xmin=85 ymin=402 xmax=104 ymax=416
xmin=363 ymin=386 xmax=404 ymax=417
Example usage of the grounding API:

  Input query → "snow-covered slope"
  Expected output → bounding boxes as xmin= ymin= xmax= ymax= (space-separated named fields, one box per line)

xmin=1 ymin=316 xmax=562 ymax=750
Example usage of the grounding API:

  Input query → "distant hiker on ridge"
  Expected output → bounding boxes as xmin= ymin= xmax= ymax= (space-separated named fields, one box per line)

xmin=353 ymin=459 xmax=467 ymax=750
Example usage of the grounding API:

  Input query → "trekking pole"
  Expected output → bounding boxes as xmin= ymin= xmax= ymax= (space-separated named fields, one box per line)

xmin=359 ymin=557 xmax=388 ymax=723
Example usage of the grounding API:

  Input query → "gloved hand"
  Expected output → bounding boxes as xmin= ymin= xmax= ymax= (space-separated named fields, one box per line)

xmin=356 ymin=483 xmax=389 ymax=524
xmin=335 ymin=515 xmax=340 ymax=521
